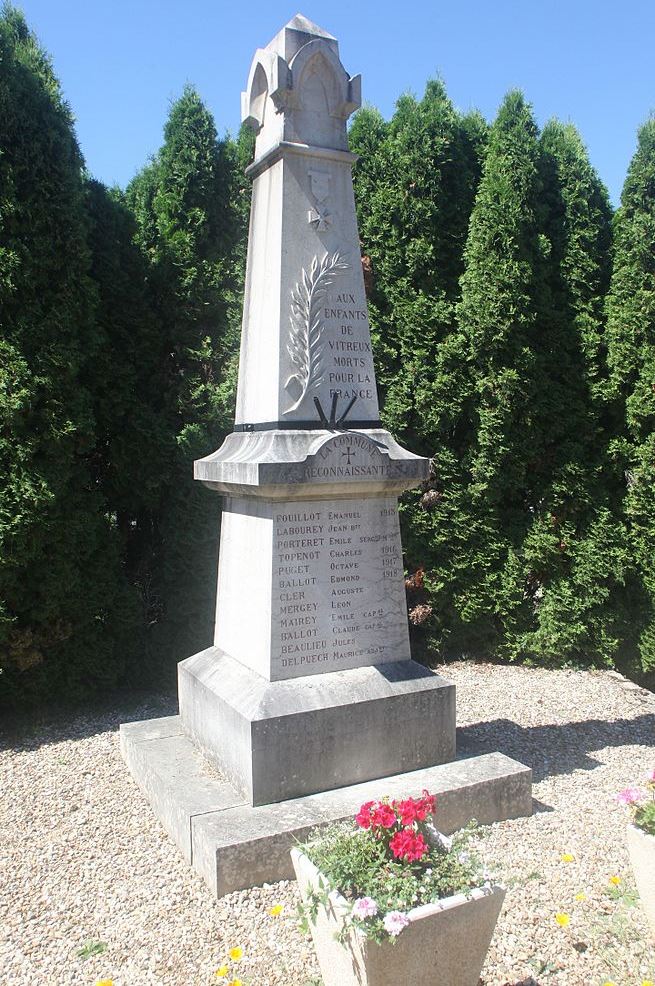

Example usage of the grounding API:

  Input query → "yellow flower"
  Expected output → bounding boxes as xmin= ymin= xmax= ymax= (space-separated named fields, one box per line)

xmin=228 ymin=946 xmax=243 ymax=961
xmin=228 ymin=981 xmax=243 ymax=986
xmin=560 ymin=853 xmax=575 ymax=862
xmin=574 ymin=892 xmax=587 ymax=901
xmin=609 ymin=875 xmax=621 ymax=885
xmin=641 ymin=981 xmax=654 ymax=986
xmin=95 ymin=981 xmax=113 ymax=986
xmin=214 ymin=966 xmax=229 ymax=978
xmin=268 ymin=904 xmax=284 ymax=916
xmin=603 ymin=981 xmax=616 ymax=986
xmin=554 ymin=912 xmax=570 ymax=927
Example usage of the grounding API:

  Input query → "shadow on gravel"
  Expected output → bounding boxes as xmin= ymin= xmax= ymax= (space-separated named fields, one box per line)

xmin=530 ymin=798 xmax=555 ymax=814
xmin=0 ymin=691 xmax=178 ymax=754
xmin=457 ymin=714 xmax=655 ymax=782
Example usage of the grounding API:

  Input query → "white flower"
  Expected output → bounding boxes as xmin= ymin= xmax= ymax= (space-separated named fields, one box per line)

xmin=383 ymin=910 xmax=410 ymax=937
xmin=352 ymin=896 xmax=378 ymax=919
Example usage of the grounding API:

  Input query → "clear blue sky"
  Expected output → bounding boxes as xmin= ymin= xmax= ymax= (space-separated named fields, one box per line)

xmin=14 ymin=0 xmax=655 ymax=204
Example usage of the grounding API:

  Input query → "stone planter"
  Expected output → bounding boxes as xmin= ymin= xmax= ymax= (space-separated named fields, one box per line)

xmin=291 ymin=846 xmax=505 ymax=986
xmin=627 ymin=823 xmax=655 ymax=936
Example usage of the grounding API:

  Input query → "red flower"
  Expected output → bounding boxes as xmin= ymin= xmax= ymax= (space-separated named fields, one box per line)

xmin=394 ymin=798 xmax=418 ymax=826
xmin=389 ymin=829 xmax=428 ymax=862
xmin=389 ymin=829 xmax=413 ymax=859
xmin=371 ymin=803 xmax=397 ymax=829
xmin=415 ymin=790 xmax=436 ymax=821
xmin=355 ymin=800 xmax=375 ymax=829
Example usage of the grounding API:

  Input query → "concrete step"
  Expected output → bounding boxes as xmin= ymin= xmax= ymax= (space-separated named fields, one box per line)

xmin=121 ymin=715 xmax=532 ymax=897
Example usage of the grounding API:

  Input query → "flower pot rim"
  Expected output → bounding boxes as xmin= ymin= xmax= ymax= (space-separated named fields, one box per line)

xmin=627 ymin=821 xmax=655 ymax=841
xmin=290 ymin=845 xmax=505 ymax=926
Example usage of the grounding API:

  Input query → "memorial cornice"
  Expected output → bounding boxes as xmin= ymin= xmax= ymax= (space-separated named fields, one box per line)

xmin=245 ymin=140 xmax=359 ymax=179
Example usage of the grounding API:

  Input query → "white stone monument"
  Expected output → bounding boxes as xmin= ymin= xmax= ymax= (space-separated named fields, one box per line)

xmin=121 ymin=15 xmax=531 ymax=895
xmin=179 ymin=14 xmax=457 ymax=807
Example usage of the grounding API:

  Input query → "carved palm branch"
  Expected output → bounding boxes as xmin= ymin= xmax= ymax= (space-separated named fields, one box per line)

xmin=284 ymin=250 xmax=349 ymax=414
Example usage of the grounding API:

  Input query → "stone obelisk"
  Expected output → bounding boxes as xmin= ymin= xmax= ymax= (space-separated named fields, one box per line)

xmin=121 ymin=15 xmax=533 ymax=896
xmin=177 ymin=14 xmax=457 ymax=807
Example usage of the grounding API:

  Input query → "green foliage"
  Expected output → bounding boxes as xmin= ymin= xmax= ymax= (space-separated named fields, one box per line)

xmin=3 ymin=8 xmax=655 ymax=698
xmin=0 ymin=6 xmax=137 ymax=705
xmin=300 ymin=820 xmax=484 ymax=944
xmin=435 ymin=91 xmax=550 ymax=656
xmin=451 ymin=97 xmax=629 ymax=665
xmin=507 ymin=119 xmax=629 ymax=664
xmin=634 ymin=799 xmax=655 ymax=837
xmin=351 ymin=81 xmax=487 ymax=445
xmin=0 ymin=15 xmax=244 ymax=704
xmin=353 ymin=88 xmax=632 ymax=668
xmin=124 ymin=86 xmax=242 ymax=675
xmin=77 ymin=941 xmax=107 ymax=960
xmin=605 ymin=118 xmax=655 ymax=670
xmin=350 ymin=82 xmax=488 ymax=659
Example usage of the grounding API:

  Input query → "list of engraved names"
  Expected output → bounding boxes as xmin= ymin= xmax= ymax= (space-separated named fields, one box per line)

xmin=271 ymin=496 xmax=410 ymax=678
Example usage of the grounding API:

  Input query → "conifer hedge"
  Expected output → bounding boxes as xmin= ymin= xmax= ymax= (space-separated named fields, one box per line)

xmin=0 ymin=9 xmax=139 ymax=705
xmin=124 ymin=85 xmax=243 ymax=679
xmin=605 ymin=119 xmax=655 ymax=671
xmin=353 ymin=86 xmax=653 ymax=675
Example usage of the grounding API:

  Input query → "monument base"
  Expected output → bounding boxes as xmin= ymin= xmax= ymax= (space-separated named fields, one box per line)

xmin=178 ymin=647 xmax=456 ymax=806
xmin=120 ymin=715 xmax=533 ymax=896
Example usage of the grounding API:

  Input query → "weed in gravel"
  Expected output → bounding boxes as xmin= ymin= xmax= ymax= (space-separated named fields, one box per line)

xmin=77 ymin=940 xmax=107 ymax=960
xmin=528 ymin=955 xmax=560 ymax=977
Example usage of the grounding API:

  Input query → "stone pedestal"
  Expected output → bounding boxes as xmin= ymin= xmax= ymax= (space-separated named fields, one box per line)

xmin=179 ymin=648 xmax=455 ymax=805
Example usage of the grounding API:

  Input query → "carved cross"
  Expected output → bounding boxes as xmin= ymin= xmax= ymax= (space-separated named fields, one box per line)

xmin=308 ymin=207 xmax=332 ymax=231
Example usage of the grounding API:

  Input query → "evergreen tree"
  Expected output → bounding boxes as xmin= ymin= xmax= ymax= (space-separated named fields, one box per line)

xmin=350 ymin=85 xmax=488 ymax=658
xmin=514 ymin=119 xmax=629 ymax=664
xmin=439 ymin=97 xmax=627 ymax=665
xmin=125 ymin=86 xmax=241 ymax=673
xmin=414 ymin=90 xmax=551 ymax=656
xmin=605 ymin=118 xmax=655 ymax=671
xmin=351 ymin=82 xmax=487 ymax=447
xmin=84 ymin=180 xmax=172 ymax=667
xmin=0 ymin=7 xmax=135 ymax=705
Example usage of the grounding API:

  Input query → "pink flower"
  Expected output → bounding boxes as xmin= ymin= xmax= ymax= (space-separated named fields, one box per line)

xmin=646 ymin=769 xmax=655 ymax=784
xmin=352 ymin=896 xmax=378 ymax=919
xmin=383 ymin=910 xmax=410 ymax=937
xmin=617 ymin=787 xmax=646 ymax=806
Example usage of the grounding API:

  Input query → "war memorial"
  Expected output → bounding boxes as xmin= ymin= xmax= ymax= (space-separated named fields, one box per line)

xmin=121 ymin=14 xmax=532 ymax=897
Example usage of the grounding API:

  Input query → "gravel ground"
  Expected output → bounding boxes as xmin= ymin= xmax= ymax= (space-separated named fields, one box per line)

xmin=1 ymin=663 xmax=654 ymax=986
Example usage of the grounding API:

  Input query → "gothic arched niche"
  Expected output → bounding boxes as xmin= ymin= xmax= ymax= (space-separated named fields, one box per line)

xmin=297 ymin=51 xmax=339 ymax=116
xmin=291 ymin=45 xmax=347 ymax=147
xmin=245 ymin=61 xmax=268 ymax=132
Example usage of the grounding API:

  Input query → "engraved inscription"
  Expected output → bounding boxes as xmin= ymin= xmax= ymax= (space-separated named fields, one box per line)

xmin=270 ymin=496 xmax=410 ymax=679
xmin=303 ymin=433 xmax=389 ymax=483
